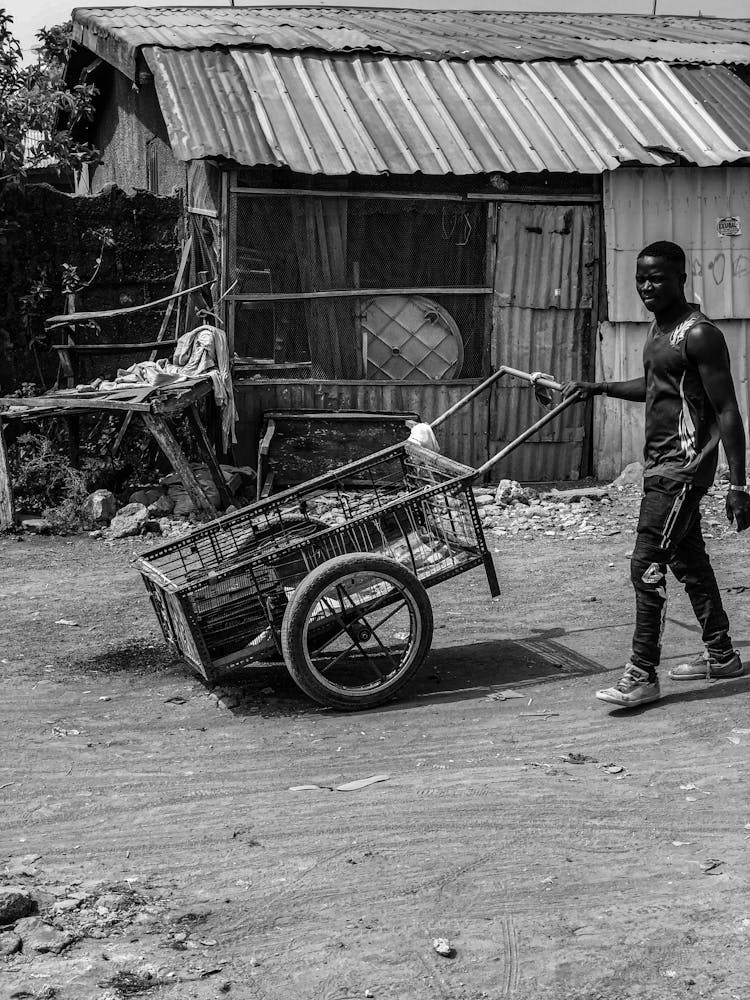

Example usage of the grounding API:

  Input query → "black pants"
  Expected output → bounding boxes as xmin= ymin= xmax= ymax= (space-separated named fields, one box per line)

xmin=630 ymin=476 xmax=732 ymax=678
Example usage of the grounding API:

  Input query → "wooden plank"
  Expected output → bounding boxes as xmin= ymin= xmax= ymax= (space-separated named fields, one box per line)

xmin=0 ymin=395 xmax=154 ymax=413
xmin=149 ymin=379 xmax=214 ymax=415
xmin=231 ymin=186 xmax=602 ymax=205
xmin=52 ymin=340 xmax=179 ymax=355
xmin=229 ymin=286 xmax=492 ymax=303
xmin=185 ymin=403 xmax=233 ymax=508
xmin=0 ymin=419 xmax=15 ymax=531
xmin=44 ymin=280 xmax=211 ymax=329
xmin=256 ymin=417 xmax=276 ymax=500
xmin=58 ymin=339 xmax=76 ymax=388
xmin=187 ymin=206 xmax=219 ymax=219
xmin=222 ymin=170 xmax=233 ymax=353
xmin=141 ymin=413 xmax=217 ymax=518
xmin=483 ymin=202 xmax=497 ymax=382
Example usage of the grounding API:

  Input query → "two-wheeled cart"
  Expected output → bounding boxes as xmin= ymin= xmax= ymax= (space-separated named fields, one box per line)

xmin=135 ymin=367 xmax=580 ymax=710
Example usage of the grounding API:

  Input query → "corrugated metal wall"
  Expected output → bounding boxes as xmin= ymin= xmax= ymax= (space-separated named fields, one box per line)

xmin=492 ymin=202 xmax=597 ymax=481
xmin=604 ymin=166 xmax=750 ymax=322
xmin=597 ymin=166 xmax=750 ymax=478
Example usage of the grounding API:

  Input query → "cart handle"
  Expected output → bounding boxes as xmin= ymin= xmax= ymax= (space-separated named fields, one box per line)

xmin=430 ymin=365 xmax=564 ymax=430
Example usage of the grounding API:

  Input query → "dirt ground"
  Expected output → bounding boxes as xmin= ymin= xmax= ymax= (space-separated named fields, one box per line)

xmin=1 ymin=519 xmax=749 ymax=1000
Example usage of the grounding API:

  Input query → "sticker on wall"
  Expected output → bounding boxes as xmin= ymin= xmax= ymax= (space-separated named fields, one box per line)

xmin=716 ymin=216 xmax=742 ymax=238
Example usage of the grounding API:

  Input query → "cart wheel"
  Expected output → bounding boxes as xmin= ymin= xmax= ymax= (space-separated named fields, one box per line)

xmin=281 ymin=554 xmax=433 ymax=710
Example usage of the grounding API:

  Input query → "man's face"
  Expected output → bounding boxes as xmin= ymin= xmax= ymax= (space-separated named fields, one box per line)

xmin=635 ymin=255 xmax=686 ymax=313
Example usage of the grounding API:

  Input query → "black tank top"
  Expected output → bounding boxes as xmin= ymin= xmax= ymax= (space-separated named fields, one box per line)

xmin=642 ymin=309 xmax=721 ymax=489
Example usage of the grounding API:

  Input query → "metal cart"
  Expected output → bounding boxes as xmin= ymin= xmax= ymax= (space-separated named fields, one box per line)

xmin=134 ymin=367 xmax=581 ymax=710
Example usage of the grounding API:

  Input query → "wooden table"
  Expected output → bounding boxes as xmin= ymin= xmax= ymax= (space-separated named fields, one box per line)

xmin=0 ymin=378 xmax=231 ymax=530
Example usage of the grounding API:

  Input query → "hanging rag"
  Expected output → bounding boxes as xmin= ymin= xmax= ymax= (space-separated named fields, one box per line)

xmin=94 ymin=325 xmax=238 ymax=449
xmin=173 ymin=324 xmax=237 ymax=449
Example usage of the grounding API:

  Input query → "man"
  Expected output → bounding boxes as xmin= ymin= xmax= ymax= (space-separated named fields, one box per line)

xmin=563 ymin=241 xmax=749 ymax=708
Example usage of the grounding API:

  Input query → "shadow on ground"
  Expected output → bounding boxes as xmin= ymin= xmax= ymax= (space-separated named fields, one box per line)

xmin=202 ymin=635 xmax=609 ymax=718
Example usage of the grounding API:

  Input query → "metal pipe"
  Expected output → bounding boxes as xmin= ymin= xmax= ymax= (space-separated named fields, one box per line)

xmin=429 ymin=365 xmax=563 ymax=430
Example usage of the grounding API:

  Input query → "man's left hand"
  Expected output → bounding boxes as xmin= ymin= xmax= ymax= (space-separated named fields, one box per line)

xmin=726 ymin=489 xmax=750 ymax=532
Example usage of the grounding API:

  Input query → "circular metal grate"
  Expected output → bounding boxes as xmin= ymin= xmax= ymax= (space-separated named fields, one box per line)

xmin=363 ymin=295 xmax=464 ymax=381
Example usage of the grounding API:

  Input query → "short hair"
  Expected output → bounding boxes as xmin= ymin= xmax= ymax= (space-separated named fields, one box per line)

xmin=637 ymin=241 xmax=686 ymax=272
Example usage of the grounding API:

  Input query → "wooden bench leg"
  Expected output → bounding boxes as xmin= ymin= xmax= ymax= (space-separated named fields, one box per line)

xmin=185 ymin=404 xmax=233 ymax=509
xmin=0 ymin=418 xmax=15 ymax=531
xmin=141 ymin=413 xmax=217 ymax=519
xmin=66 ymin=415 xmax=80 ymax=467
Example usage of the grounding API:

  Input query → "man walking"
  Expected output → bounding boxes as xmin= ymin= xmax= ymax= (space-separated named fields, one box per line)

xmin=563 ymin=241 xmax=749 ymax=708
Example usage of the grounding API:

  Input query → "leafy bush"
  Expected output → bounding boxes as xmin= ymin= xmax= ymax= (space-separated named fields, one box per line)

xmin=8 ymin=432 xmax=88 ymax=531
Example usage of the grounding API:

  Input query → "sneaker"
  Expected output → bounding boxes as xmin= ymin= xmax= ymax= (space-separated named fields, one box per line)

xmin=668 ymin=649 xmax=744 ymax=681
xmin=596 ymin=664 xmax=661 ymax=708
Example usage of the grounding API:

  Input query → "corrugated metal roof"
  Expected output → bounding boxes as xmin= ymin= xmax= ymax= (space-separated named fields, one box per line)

xmin=72 ymin=8 xmax=750 ymax=80
xmin=142 ymin=49 xmax=750 ymax=175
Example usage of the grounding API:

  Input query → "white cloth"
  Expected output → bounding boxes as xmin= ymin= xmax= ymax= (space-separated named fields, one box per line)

xmin=97 ymin=325 xmax=238 ymax=449
xmin=407 ymin=422 xmax=440 ymax=453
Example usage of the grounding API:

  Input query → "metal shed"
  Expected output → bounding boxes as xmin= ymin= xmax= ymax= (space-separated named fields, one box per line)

xmin=68 ymin=8 xmax=750 ymax=480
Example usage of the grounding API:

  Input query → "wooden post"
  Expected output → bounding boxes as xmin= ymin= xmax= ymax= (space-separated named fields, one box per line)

xmin=112 ymin=236 xmax=195 ymax=455
xmin=185 ymin=403 xmax=233 ymax=508
xmin=0 ymin=418 xmax=15 ymax=531
xmin=141 ymin=413 xmax=217 ymax=518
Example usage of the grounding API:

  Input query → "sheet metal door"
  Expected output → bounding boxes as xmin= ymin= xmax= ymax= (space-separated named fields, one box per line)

xmin=491 ymin=202 xmax=597 ymax=481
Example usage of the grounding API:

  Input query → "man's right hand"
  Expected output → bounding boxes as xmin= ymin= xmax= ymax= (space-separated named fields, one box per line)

xmin=561 ymin=381 xmax=602 ymax=400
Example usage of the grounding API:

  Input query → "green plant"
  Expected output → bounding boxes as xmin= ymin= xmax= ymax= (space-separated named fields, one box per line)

xmin=0 ymin=11 xmax=99 ymax=186
xmin=8 ymin=432 xmax=88 ymax=531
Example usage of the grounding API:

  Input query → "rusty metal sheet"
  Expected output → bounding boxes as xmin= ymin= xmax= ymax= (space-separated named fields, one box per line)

xmin=604 ymin=165 xmax=750 ymax=322
xmin=142 ymin=50 xmax=750 ymax=176
xmin=71 ymin=9 xmax=750 ymax=80
xmin=491 ymin=203 xmax=597 ymax=481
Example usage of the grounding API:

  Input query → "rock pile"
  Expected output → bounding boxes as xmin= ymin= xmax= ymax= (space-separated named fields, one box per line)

xmin=473 ymin=470 xmax=737 ymax=543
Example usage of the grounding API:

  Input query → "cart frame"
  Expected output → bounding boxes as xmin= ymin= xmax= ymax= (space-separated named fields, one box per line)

xmin=135 ymin=366 xmax=580 ymax=706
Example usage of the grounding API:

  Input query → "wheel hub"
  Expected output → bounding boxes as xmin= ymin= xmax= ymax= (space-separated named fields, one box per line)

xmin=349 ymin=624 xmax=372 ymax=643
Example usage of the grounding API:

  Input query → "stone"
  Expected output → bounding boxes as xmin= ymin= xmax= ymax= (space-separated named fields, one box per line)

xmin=107 ymin=503 xmax=148 ymax=540
xmin=147 ymin=494 xmax=175 ymax=517
xmin=0 ymin=930 xmax=21 ymax=955
xmin=81 ymin=489 xmax=117 ymax=528
xmin=142 ymin=520 xmax=162 ymax=535
xmin=128 ymin=488 xmax=161 ymax=507
xmin=20 ymin=517 xmax=51 ymax=535
xmin=494 ymin=479 xmax=530 ymax=507
xmin=544 ymin=486 xmax=610 ymax=503
xmin=0 ymin=888 xmax=37 ymax=925
xmin=13 ymin=916 xmax=75 ymax=954
xmin=611 ymin=462 xmax=644 ymax=489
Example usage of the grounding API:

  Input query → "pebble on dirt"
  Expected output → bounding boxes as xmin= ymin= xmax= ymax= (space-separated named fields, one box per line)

xmin=0 ymin=929 xmax=22 ymax=955
xmin=432 ymin=937 xmax=454 ymax=957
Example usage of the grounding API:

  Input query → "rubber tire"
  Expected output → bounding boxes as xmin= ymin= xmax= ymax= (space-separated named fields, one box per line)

xmin=281 ymin=553 xmax=433 ymax=710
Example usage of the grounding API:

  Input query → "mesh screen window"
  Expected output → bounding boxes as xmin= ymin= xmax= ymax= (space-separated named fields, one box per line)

xmin=227 ymin=190 xmax=489 ymax=380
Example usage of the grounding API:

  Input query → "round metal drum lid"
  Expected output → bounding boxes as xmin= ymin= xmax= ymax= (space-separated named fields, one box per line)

xmin=363 ymin=295 xmax=464 ymax=381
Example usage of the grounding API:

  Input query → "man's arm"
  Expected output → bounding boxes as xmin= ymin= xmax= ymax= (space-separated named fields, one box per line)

xmin=561 ymin=376 xmax=646 ymax=401
xmin=687 ymin=322 xmax=749 ymax=532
